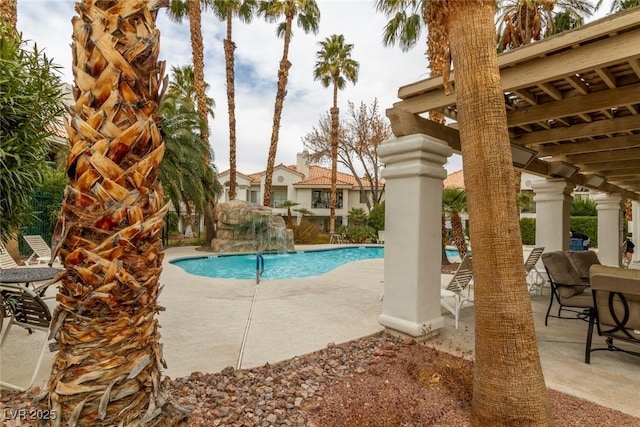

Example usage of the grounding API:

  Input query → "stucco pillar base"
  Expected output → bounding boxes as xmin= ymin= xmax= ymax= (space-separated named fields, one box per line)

xmin=378 ymin=313 xmax=445 ymax=338
xmin=378 ymin=134 xmax=453 ymax=338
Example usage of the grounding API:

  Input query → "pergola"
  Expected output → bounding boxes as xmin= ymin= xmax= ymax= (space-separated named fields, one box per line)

xmin=377 ymin=8 xmax=640 ymax=337
xmin=386 ymin=7 xmax=640 ymax=201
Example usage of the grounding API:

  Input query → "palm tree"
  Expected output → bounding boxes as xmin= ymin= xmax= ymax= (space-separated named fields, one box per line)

xmin=167 ymin=0 xmax=219 ymax=245
xmin=41 ymin=2 xmax=186 ymax=424
xmin=443 ymin=1 xmax=552 ymax=423
xmin=212 ymin=0 xmax=257 ymax=201
xmin=158 ymin=92 xmax=221 ymax=235
xmin=442 ymin=187 xmax=468 ymax=258
xmin=259 ymin=0 xmax=320 ymax=207
xmin=596 ymin=0 xmax=640 ymax=13
xmin=0 ymin=0 xmax=17 ymax=27
xmin=313 ymin=34 xmax=359 ymax=234
xmin=167 ymin=0 xmax=211 ymax=144
xmin=167 ymin=65 xmax=215 ymax=119
xmin=280 ymin=200 xmax=299 ymax=227
xmin=496 ymin=0 xmax=594 ymax=52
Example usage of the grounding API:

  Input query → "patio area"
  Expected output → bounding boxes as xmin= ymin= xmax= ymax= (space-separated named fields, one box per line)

xmin=1 ymin=245 xmax=639 ymax=419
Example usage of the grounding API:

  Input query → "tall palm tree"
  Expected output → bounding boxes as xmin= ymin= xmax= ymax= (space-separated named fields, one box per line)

xmin=259 ymin=0 xmax=320 ymax=207
xmin=496 ymin=0 xmax=594 ymax=52
xmin=443 ymin=1 xmax=552 ymax=423
xmin=0 ymin=0 xmax=17 ymax=27
xmin=167 ymin=0 xmax=211 ymax=145
xmin=167 ymin=0 xmax=218 ymax=245
xmin=40 ymin=2 xmax=186 ymax=424
xmin=442 ymin=187 xmax=468 ymax=258
xmin=377 ymin=0 xmax=455 ymax=264
xmin=313 ymin=34 xmax=359 ymax=234
xmin=158 ymin=92 xmax=220 ymax=234
xmin=212 ymin=0 xmax=257 ymax=200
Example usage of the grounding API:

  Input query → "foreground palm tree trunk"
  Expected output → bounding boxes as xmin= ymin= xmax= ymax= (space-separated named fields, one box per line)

xmin=224 ymin=12 xmax=238 ymax=200
xmin=446 ymin=1 xmax=553 ymax=425
xmin=40 ymin=1 xmax=186 ymax=425
xmin=0 ymin=0 xmax=17 ymax=27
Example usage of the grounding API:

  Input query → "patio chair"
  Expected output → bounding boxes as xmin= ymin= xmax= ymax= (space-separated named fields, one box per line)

xmin=0 ymin=283 xmax=53 ymax=391
xmin=524 ymin=247 xmax=546 ymax=293
xmin=0 ymin=242 xmax=20 ymax=269
xmin=586 ymin=265 xmax=640 ymax=364
xmin=566 ymin=250 xmax=601 ymax=285
xmin=541 ymin=251 xmax=593 ymax=326
xmin=22 ymin=235 xmax=54 ymax=265
xmin=377 ymin=230 xmax=385 ymax=244
xmin=440 ymin=254 xmax=474 ymax=329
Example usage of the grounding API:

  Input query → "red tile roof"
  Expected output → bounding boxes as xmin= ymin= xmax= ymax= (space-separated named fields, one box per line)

xmin=443 ymin=169 xmax=464 ymax=189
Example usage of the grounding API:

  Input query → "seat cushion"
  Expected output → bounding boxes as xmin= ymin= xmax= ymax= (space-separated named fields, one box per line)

xmin=542 ymin=251 xmax=586 ymax=298
xmin=558 ymin=289 xmax=593 ymax=308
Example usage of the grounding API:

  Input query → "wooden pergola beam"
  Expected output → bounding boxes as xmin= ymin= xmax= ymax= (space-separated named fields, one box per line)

xmin=535 ymin=134 xmax=640 ymax=156
xmin=514 ymin=115 xmax=639 ymax=146
xmin=565 ymin=147 xmax=640 ymax=164
xmin=506 ymin=84 xmax=640 ymax=127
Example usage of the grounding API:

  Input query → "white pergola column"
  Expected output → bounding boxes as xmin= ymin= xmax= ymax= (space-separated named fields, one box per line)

xmin=633 ymin=201 xmax=640 ymax=262
xmin=594 ymin=193 xmax=624 ymax=267
xmin=531 ymin=179 xmax=574 ymax=252
xmin=378 ymin=134 xmax=452 ymax=337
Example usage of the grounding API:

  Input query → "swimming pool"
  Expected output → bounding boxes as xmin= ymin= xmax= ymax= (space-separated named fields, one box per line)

xmin=172 ymin=247 xmax=384 ymax=280
xmin=171 ymin=246 xmax=463 ymax=280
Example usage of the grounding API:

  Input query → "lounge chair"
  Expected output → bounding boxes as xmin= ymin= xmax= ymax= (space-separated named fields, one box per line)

xmin=377 ymin=230 xmax=385 ymax=244
xmin=0 ymin=283 xmax=53 ymax=391
xmin=524 ymin=247 xmax=545 ymax=293
xmin=0 ymin=242 xmax=20 ymax=269
xmin=440 ymin=254 xmax=474 ymax=329
xmin=22 ymin=235 xmax=54 ymax=265
xmin=586 ymin=265 xmax=640 ymax=364
xmin=541 ymin=251 xmax=593 ymax=326
xmin=566 ymin=250 xmax=601 ymax=285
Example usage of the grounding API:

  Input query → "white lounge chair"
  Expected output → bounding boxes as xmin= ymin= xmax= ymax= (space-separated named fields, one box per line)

xmin=0 ymin=242 xmax=20 ymax=269
xmin=440 ymin=254 xmax=474 ymax=329
xmin=524 ymin=247 xmax=546 ymax=293
xmin=377 ymin=230 xmax=385 ymax=244
xmin=22 ymin=235 xmax=54 ymax=265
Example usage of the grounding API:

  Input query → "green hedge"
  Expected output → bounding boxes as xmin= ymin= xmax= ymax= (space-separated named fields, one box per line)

xmin=518 ymin=216 xmax=619 ymax=248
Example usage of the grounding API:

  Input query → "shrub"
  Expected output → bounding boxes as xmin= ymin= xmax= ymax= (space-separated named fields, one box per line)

xmin=293 ymin=219 xmax=320 ymax=244
xmin=571 ymin=198 xmax=597 ymax=216
xmin=520 ymin=218 xmax=536 ymax=245
xmin=570 ymin=216 xmax=597 ymax=247
xmin=368 ymin=202 xmax=385 ymax=231
xmin=345 ymin=226 xmax=375 ymax=243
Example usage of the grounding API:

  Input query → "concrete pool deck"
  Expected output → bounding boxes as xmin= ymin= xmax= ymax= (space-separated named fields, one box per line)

xmin=1 ymin=245 xmax=639 ymax=419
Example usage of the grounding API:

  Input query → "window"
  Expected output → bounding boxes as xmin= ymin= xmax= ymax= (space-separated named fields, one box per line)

xmin=250 ymin=190 xmax=258 ymax=204
xmin=311 ymin=190 xmax=343 ymax=209
xmin=359 ymin=191 xmax=369 ymax=204
xmin=272 ymin=187 xmax=287 ymax=208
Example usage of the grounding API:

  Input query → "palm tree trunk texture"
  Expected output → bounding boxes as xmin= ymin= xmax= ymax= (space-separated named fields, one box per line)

xmin=40 ymin=1 xmax=186 ymax=425
xmin=187 ymin=0 xmax=209 ymax=145
xmin=441 ymin=214 xmax=451 ymax=265
xmin=447 ymin=1 xmax=552 ymax=425
xmin=225 ymin=12 xmax=238 ymax=200
xmin=329 ymin=104 xmax=339 ymax=234
xmin=0 ymin=0 xmax=17 ymax=27
xmin=263 ymin=15 xmax=293 ymax=207
xmin=450 ymin=212 xmax=466 ymax=259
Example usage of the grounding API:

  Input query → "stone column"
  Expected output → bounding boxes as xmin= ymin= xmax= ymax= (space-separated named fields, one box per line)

xmin=594 ymin=193 xmax=624 ymax=266
xmin=531 ymin=179 xmax=574 ymax=252
xmin=633 ymin=201 xmax=640 ymax=262
xmin=378 ymin=134 xmax=452 ymax=337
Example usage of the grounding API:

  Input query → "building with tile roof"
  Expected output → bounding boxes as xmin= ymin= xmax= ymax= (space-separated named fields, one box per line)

xmin=217 ymin=151 xmax=384 ymax=231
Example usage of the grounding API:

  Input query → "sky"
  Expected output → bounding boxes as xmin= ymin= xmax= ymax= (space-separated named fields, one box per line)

xmin=16 ymin=1 xmax=613 ymax=176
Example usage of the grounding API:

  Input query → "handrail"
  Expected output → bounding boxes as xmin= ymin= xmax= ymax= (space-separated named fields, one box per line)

xmin=256 ymin=252 xmax=264 ymax=284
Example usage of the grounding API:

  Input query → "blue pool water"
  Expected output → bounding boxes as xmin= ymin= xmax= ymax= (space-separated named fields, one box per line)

xmin=171 ymin=246 xmax=462 ymax=280
xmin=172 ymin=247 xmax=384 ymax=280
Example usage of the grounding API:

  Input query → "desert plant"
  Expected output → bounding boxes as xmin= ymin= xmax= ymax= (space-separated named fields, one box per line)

xmin=368 ymin=202 xmax=385 ymax=231
xmin=292 ymin=218 xmax=320 ymax=244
